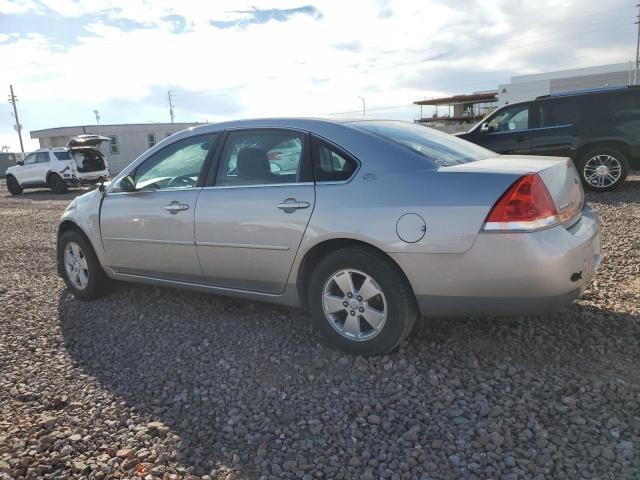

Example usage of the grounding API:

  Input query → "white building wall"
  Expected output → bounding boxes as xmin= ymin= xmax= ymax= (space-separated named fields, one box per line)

xmin=497 ymin=63 xmax=632 ymax=105
xmin=31 ymin=123 xmax=200 ymax=174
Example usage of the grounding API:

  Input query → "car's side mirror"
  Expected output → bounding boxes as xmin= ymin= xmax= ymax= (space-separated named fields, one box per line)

xmin=480 ymin=122 xmax=490 ymax=133
xmin=16 ymin=160 xmax=23 ymax=166
xmin=119 ymin=175 xmax=136 ymax=192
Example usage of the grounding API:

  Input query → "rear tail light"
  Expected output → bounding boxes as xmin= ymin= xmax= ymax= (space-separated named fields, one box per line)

xmin=483 ymin=173 xmax=558 ymax=232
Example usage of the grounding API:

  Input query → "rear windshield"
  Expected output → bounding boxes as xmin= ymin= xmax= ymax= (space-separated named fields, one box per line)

xmin=54 ymin=151 xmax=72 ymax=160
xmin=351 ymin=120 xmax=494 ymax=166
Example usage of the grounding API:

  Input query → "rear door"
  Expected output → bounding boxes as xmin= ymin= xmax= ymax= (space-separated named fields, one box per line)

xmin=194 ymin=128 xmax=315 ymax=294
xmin=528 ymin=99 xmax=581 ymax=157
xmin=33 ymin=152 xmax=52 ymax=183
xmin=100 ymin=133 xmax=219 ymax=281
xmin=476 ymin=103 xmax=533 ymax=154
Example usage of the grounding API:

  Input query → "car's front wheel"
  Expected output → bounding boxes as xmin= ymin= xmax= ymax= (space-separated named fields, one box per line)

xmin=307 ymin=247 xmax=418 ymax=356
xmin=6 ymin=175 xmax=23 ymax=195
xmin=48 ymin=173 xmax=68 ymax=194
xmin=58 ymin=229 xmax=108 ymax=300
xmin=578 ymin=148 xmax=629 ymax=192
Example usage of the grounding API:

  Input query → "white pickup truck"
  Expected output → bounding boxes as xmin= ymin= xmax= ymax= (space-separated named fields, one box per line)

xmin=5 ymin=135 xmax=110 ymax=195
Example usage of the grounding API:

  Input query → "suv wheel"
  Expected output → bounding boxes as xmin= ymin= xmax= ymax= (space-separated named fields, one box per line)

xmin=6 ymin=175 xmax=23 ymax=195
xmin=578 ymin=148 xmax=629 ymax=192
xmin=48 ymin=173 xmax=68 ymax=194
xmin=307 ymin=247 xmax=418 ymax=356
xmin=58 ymin=229 xmax=109 ymax=300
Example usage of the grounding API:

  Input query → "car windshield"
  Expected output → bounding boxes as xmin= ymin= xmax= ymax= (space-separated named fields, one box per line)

xmin=351 ymin=120 xmax=494 ymax=166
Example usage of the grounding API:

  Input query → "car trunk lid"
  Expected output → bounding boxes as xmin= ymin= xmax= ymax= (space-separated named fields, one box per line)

xmin=443 ymin=155 xmax=584 ymax=228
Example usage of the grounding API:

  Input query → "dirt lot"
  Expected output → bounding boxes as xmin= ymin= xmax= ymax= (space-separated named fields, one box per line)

xmin=1 ymin=177 xmax=639 ymax=480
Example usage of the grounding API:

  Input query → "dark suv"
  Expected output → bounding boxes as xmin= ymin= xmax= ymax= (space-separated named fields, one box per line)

xmin=458 ymin=86 xmax=640 ymax=191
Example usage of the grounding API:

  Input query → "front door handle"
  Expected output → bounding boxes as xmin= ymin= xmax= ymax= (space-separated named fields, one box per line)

xmin=165 ymin=201 xmax=189 ymax=214
xmin=277 ymin=198 xmax=310 ymax=213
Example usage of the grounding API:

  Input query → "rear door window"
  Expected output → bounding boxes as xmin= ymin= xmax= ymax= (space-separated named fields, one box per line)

xmin=215 ymin=129 xmax=310 ymax=186
xmin=36 ymin=152 xmax=50 ymax=163
xmin=537 ymin=101 xmax=580 ymax=127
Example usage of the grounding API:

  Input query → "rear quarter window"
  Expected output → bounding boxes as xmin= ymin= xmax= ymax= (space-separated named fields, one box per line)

xmin=54 ymin=151 xmax=73 ymax=160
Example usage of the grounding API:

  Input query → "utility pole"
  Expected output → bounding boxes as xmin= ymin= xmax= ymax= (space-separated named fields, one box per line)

xmin=93 ymin=109 xmax=101 ymax=135
xmin=8 ymin=85 xmax=24 ymax=153
xmin=358 ymin=96 xmax=366 ymax=117
xmin=635 ymin=4 xmax=640 ymax=85
xmin=168 ymin=90 xmax=175 ymax=124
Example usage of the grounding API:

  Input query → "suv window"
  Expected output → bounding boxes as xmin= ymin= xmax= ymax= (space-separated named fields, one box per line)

xmin=538 ymin=101 xmax=580 ymax=127
xmin=216 ymin=130 xmax=307 ymax=186
xmin=312 ymin=138 xmax=358 ymax=182
xmin=487 ymin=104 xmax=529 ymax=132
xmin=36 ymin=152 xmax=50 ymax=163
xmin=54 ymin=151 xmax=73 ymax=161
xmin=23 ymin=153 xmax=37 ymax=165
xmin=131 ymin=134 xmax=217 ymax=191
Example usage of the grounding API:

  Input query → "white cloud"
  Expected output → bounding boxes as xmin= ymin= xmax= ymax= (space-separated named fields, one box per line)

xmin=0 ymin=0 xmax=635 ymax=151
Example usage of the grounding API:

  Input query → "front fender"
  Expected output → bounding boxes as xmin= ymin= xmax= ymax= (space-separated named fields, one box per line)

xmin=57 ymin=189 xmax=107 ymax=271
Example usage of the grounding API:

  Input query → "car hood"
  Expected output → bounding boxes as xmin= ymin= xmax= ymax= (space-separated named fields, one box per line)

xmin=67 ymin=135 xmax=110 ymax=149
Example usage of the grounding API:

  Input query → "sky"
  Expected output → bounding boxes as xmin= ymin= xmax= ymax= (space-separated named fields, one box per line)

xmin=0 ymin=0 xmax=637 ymax=151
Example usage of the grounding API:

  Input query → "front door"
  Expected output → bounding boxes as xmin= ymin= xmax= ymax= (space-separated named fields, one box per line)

xmin=195 ymin=128 xmax=315 ymax=294
xmin=19 ymin=152 xmax=39 ymax=184
xmin=100 ymin=133 xmax=219 ymax=281
xmin=475 ymin=103 xmax=533 ymax=154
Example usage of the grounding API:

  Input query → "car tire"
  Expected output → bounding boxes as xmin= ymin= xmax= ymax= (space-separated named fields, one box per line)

xmin=307 ymin=247 xmax=419 ymax=356
xmin=48 ymin=173 xmax=68 ymax=194
xmin=577 ymin=148 xmax=629 ymax=192
xmin=6 ymin=175 xmax=23 ymax=195
xmin=58 ymin=229 xmax=109 ymax=300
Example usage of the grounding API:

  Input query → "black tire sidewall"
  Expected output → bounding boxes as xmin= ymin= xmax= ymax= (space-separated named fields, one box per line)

xmin=6 ymin=176 xmax=22 ymax=195
xmin=307 ymin=248 xmax=417 ymax=356
xmin=49 ymin=173 xmax=67 ymax=193
xmin=58 ymin=230 xmax=105 ymax=300
xmin=578 ymin=148 xmax=629 ymax=192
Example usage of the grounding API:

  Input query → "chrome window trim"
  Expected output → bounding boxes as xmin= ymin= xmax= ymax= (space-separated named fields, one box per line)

xmin=106 ymin=186 xmax=202 ymax=196
xmin=202 ymin=182 xmax=314 ymax=190
xmin=485 ymin=124 xmax=573 ymax=135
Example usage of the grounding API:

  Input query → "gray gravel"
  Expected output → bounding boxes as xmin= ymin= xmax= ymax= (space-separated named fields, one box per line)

xmin=1 ymin=177 xmax=639 ymax=480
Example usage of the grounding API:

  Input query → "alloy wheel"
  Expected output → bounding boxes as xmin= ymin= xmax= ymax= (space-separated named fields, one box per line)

xmin=322 ymin=269 xmax=387 ymax=341
xmin=583 ymin=154 xmax=622 ymax=189
xmin=64 ymin=241 xmax=89 ymax=290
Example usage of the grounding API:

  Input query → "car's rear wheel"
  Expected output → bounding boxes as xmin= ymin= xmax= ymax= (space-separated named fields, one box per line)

xmin=48 ymin=173 xmax=68 ymax=194
xmin=578 ymin=148 xmax=628 ymax=192
xmin=58 ymin=229 xmax=108 ymax=300
xmin=6 ymin=175 xmax=23 ymax=195
xmin=307 ymin=247 xmax=418 ymax=356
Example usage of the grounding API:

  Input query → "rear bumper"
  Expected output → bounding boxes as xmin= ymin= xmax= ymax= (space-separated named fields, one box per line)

xmin=64 ymin=174 xmax=108 ymax=186
xmin=390 ymin=207 xmax=601 ymax=318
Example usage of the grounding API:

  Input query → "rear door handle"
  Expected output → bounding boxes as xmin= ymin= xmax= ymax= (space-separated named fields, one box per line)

xmin=277 ymin=198 xmax=310 ymax=213
xmin=165 ymin=201 xmax=189 ymax=214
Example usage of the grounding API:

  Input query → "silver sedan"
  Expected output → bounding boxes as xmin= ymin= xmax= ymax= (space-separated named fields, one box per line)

xmin=57 ymin=119 xmax=601 ymax=355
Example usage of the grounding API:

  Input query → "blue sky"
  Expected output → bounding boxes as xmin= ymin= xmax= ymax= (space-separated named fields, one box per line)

xmin=0 ymin=0 xmax=636 ymax=151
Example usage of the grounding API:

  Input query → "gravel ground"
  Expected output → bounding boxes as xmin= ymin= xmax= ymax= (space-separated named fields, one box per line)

xmin=1 ymin=177 xmax=639 ymax=480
